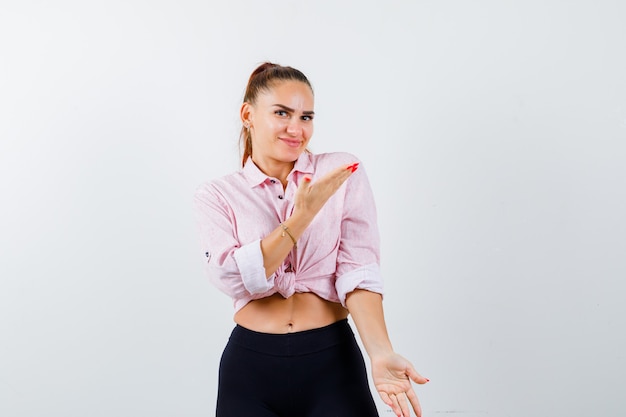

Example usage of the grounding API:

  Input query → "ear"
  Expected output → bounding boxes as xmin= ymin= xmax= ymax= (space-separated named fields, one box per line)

xmin=240 ymin=102 xmax=253 ymax=126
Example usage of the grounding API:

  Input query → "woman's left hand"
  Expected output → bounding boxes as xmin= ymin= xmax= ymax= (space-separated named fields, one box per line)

xmin=371 ymin=352 xmax=429 ymax=417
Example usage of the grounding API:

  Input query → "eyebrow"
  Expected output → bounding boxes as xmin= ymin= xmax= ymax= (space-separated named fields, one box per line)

xmin=272 ymin=104 xmax=315 ymax=115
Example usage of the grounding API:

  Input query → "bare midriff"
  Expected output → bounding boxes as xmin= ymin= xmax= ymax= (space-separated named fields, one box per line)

xmin=234 ymin=292 xmax=349 ymax=334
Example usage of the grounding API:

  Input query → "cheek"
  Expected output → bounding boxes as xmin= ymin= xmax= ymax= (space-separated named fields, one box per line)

xmin=256 ymin=120 xmax=279 ymax=138
xmin=267 ymin=119 xmax=286 ymax=133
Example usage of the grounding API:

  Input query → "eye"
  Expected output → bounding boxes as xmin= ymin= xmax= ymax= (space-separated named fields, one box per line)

xmin=275 ymin=110 xmax=288 ymax=117
xmin=301 ymin=115 xmax=314 ymax=122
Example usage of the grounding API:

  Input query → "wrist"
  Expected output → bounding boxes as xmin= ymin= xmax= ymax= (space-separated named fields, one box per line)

xmin=365 ymin=342 xmax=394 ymax=359
xmin=285 ymin=210 xmax=315 ymax=235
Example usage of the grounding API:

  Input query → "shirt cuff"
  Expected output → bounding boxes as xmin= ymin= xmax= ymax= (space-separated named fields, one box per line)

xmin=233 ymin=239 xmax=274 ymax=294
xmin=335 ymin=263 xmax=384 ymax=307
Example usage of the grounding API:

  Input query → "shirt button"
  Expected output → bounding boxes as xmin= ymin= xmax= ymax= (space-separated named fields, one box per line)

xmin=270 ymin=179 xmax=276 ymax=184
xmin=278 ymin=195 xmax=284 ymax=200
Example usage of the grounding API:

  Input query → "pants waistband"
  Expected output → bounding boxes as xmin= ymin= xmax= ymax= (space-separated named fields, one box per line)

xmin=227 ymin=319 xmax=354 ymax=357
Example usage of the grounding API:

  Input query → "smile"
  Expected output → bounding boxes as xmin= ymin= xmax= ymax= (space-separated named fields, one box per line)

xmin=279 ymin=138 xmax=302 ymax=148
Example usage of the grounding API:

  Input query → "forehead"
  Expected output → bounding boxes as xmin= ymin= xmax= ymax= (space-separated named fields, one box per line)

xmin=256 ymin=80 xmax=314 ymax=109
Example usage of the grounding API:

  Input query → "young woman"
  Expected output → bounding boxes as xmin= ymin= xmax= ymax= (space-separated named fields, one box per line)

xmin=195 ymin=62 xmax=428 ymax=417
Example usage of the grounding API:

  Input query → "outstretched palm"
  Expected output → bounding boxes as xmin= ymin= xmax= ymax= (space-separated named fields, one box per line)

xmin=371 ymin=353 xmax=428 ymax=417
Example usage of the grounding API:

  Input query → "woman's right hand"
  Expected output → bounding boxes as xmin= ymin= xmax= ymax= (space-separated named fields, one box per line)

xmin=259 ymin=162 xmax=358 ymax=277
xmin=293 ymin=163 xmax=359 ymax=220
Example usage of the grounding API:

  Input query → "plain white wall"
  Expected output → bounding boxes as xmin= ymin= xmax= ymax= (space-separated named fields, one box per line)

xmin=1 ymin=1 xmax=625 ymax=416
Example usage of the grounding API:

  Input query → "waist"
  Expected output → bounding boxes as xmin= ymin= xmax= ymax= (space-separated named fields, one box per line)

xmin=228 ymin=318 xmax=353 ymax=356
xmin=234 ymin=292 xmax=348 ymax=334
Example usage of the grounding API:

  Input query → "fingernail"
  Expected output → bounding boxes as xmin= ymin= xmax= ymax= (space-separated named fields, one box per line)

xmin=304 ymin=177 xmax=311 ymax=182
xmin=350 ymin=165 xmax=359 ymax=173
xmin=426 ymin=378 xmax=430 ymax=382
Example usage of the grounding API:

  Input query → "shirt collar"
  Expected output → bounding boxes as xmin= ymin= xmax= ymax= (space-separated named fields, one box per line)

xmin=242 ymin=152 xmax=315 ymax=188
xmin=292 ymin=151 xmax=314 ymax=176
xmin=242 ymin=158 xmax=268 ymax=188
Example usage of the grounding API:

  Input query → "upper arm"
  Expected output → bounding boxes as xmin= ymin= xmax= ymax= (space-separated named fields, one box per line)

xmin=334 ymin=162 xmax=384 ymax=305
xmin=194 ymin=184 xmax=273 ymax=298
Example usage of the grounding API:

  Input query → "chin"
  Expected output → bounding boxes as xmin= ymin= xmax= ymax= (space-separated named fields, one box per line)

xmin=282 ymin=149 xmax=305 ymax=161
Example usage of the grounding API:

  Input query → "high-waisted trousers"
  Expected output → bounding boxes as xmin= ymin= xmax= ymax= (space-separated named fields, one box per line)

xmin=216 ymin=318 xmax=380 ymax=417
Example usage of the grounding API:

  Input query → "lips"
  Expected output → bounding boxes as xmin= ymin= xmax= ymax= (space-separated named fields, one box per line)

xmin=279 ymin=138 xmax=302 ymax=148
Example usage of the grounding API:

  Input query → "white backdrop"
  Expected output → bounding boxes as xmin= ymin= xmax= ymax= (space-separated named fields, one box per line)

xmin=1 ymin=1 xmax=625 ymax=416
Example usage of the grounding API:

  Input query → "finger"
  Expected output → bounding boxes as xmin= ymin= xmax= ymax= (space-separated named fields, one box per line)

xmin=398 ymin=392 xmax=411 ymax=417
xmin=380 ymin=391 xmax=402 ymax=417
xmin=380 ymin=391 xmax=401 ymax=417
xmin=389 ymin=393 xmax=402 ymax=417
xmin=406 ymin=363 xmax=429 ymax=385
xmin=328 ymin=163 xmax=356 ymax=181
xmin=346 ymin=162 xmax=359 ymax=173
xmin=315 ymin=164 xmax=354 ymax=192
xmin=379 ymin=391 xmax=393 ymax=408
xmin=329 ymin=162 xmax=359 ymax=179
xmin=297 ymin=175 xmax=312 ymax=191
xmin=406 ymin=389 xmax=423 ymax=417
xmin=334 ymin=162 xmax=359 ymax=183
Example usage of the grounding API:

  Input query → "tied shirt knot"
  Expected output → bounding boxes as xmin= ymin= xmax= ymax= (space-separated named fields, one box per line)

xmin=274 ymin=268 xmax=308 ymax=299
xmin=275 ymin=270 xmax=296 ymax=298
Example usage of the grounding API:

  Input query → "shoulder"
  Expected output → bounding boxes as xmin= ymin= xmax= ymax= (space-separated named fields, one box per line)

xmin=194 ymin=169 xmax=246 ymax=202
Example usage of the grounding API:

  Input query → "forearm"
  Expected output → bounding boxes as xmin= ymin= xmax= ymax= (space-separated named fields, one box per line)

xmin=345 ymin=289 xmax=394 ymax=357
xmin=260 ymin=210 xmax=314 ymax=278
xmin=261 ymin=164 xmax=356 ymax=278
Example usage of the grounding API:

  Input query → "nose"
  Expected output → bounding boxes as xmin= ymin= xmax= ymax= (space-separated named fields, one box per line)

xmin=285 ymin=118 xmax=302 ymax=136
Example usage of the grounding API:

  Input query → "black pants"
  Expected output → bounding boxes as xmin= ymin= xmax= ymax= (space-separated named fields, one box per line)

xmin=216 ymin=319 xmax=380 ymax=417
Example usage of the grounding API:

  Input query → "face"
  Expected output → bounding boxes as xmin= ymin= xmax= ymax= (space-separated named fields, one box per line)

xmin=242 ymin=80 xmax=314 ymax=173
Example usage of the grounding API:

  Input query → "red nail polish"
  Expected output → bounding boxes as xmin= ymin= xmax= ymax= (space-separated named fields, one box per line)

xmin=304 ymin=177 xmax=311 ymax=182
xmin=350 ymin=165 xmax=359 ymax=173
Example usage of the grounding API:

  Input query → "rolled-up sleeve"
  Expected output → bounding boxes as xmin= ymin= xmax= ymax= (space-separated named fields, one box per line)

xmin=334 ymin=161 xmax=384 ymax=306
xmin=194 ymin=184 xmax=274 ymax=298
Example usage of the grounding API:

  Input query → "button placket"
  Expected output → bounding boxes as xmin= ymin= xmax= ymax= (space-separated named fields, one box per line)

xmin=284 ymin=180 xmax=296 ymax=216
xmin=267 ymin=178 xmax=285 ymax=201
